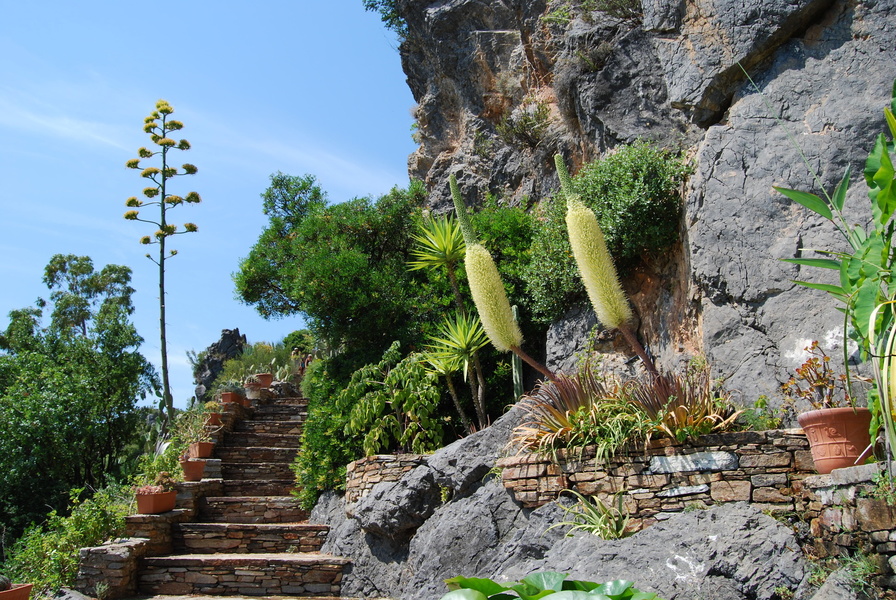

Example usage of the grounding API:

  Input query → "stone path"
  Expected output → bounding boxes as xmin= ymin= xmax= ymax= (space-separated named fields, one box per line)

xmin=134 ymin=394 xmax=350 ymax=597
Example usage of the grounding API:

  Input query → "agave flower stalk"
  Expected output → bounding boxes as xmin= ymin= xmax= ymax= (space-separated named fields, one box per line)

xmin=555 ymin=155 xmax=658 ymax=378
xmin=450 ymin=174 xmax=557 ymax=382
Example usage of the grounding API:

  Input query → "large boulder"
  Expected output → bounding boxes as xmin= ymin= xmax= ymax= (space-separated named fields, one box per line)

xmin=192 ymin=328 xmax=246 ymax=401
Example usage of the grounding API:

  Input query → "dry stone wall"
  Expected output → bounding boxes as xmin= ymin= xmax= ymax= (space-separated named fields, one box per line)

xmin=498 ymin=429 xmax=815 ymax=529
xmin=344 ymin=454 xmax=427 ymax=504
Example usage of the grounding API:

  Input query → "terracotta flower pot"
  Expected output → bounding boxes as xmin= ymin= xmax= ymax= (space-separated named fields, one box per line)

xmin=255 ymin=372 xmax=274 ymax=387
xmin=188 ymin=441 xmax=214 ymax=459
xmin=180 ymin=459 xmax=207 ymax=482
xmin=798 ymin=407 xmax=872 ymax=474
xmin=220 ymin=391 xmax=241 ymax=404
xmin=205 ymin=412 xmax=222 ymax=427
xmin=135 ymin=490 xmax=177 ymax=514
xmin=0 ymin=584 xmax=33 ymax=600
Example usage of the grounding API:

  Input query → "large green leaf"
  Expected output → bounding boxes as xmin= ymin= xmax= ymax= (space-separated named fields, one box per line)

xmin=791 ymin=280 xmax=848 ymax=298
xmin=591 ymin=580 xmax=634 ymax=597
xmin=521 ymin=572 xmax=568 ymax=593
xmin=445 ymin=576 xmax=512 ymax=596
xmin=780 ymin=257 xmax=840 ymax=270
xmin=831 ymin=166 xmax=851 ymax=213
xmin=440 ymin=589 xmax=490 ymax=600
xmin=774 ymin=187 xmax=832 ymax=220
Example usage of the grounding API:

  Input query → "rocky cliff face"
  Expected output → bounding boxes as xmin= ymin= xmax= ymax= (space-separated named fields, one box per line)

xmin=397 ymin=0 xmax=896 ymax=404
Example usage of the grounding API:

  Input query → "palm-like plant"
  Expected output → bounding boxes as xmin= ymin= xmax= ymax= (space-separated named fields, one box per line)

xmin=420 ymin=350 xmax=473 ymax=433
xmin=425 ymin=312 xmax=490 ymax=428
xmin=408 ymin=216 xmax=466 ymax=311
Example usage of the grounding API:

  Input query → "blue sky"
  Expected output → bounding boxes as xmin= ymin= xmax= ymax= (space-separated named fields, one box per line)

xmin=0 ymin=2 xmax=417 ymax=406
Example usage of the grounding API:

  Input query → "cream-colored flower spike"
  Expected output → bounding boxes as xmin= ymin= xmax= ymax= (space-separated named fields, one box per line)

xmin=465 ymin=243 xmax=523 ymax=352
xmin=565 ymin=199 xmax=633 ymax=329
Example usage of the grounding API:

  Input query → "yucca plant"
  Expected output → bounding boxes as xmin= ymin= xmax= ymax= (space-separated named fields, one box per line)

xmin=408 ymin=216 xmax=466 ymax=309
xmin=423 ymin=312 xmax=490 ymax=429
xmin=450 ymin=174 xmax=556 ymax=382
xmin=556 ymin=154 xmax=658 ymax=378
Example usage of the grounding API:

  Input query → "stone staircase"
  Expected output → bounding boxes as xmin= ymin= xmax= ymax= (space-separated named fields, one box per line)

xmin=133 ymin=394 xmax=350 ymax=597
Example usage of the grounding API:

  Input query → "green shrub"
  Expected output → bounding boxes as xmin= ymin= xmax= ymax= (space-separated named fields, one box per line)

xmin=524 ymin=140 xmax=690 ymax=323
xmin=210 ymin=341 xmax=299 ymax=396
xmin=1 ymin=485 xmax=130 ymax=597
xmin=340 ymin=341 xmax=444 ymax=456
xmin=291 ymin=357 xmax=362 ymax=510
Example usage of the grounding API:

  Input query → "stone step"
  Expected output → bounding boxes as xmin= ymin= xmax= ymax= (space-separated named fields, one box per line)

xmin=254 ymin=397 xmax=308 ymax=409
xmin=201 ymin=496 xmax=307 ymax=523
xmin=251 ymin=406 xmax=308 ymax=422
xmin=215 ymin=446 xmax=297 ymax=463
xmin=233 ymin=419 xmax=305 ymax=436
xmin=138 ymin=552 xmax=348 ymax=596
xmin=223 ymin=479 xmax=296 ymax=497
xmin=173 ymin=522 xmax=328 ymax=554
xmin=223 ymin=462 xmax=295 ymax=481
xmin=220 ymin=432 xmax=301 ymax=449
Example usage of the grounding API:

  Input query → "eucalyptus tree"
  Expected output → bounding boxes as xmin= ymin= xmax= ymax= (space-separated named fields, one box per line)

xmin=123 ymin=99 xmax=201 ymax=421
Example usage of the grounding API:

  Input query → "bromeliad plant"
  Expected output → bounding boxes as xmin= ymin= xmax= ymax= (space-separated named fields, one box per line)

xmin=440 ymin=571 xmax=666 ymax=600
xmin=511 ymin=369 xmax=655 ymax=462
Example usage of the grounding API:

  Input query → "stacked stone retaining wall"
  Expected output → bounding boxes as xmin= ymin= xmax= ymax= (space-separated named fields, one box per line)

xmin=498 ymin=429 xmax=815 ymax=530
xmin=345 ymin=454 xmax=427 ymax=503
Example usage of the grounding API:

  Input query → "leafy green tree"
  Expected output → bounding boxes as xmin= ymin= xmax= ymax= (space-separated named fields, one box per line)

xmin=0 ymin=256 xmax=155 ymax=537
xmin=362 ymin=0 xmax=407 ymax=37
xmin=124 ymin=99 xmax=201 ymax=422
xmin=235 ymin=177 xmax=439 ymax=363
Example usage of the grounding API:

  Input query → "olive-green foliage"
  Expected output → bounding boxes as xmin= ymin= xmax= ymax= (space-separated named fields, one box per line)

xmin=524 ymin=141 xmax=690 ymax=323
xmin=362 ymin=0 xmax=407 ymax=37
xmin=496 ymin=101 xmax=551 ymax=148
xmin=0 ymin=255 xmax=155 ymax=538
xmin=282 ymin=329 xmax=315 ymax=356
xmin=340 ymin=341 xmax=444 ymax=456
xmin=0 ymin=485 xmax=131 ymax=596
xmin=291 ymin=357 xmax=362 ymax=510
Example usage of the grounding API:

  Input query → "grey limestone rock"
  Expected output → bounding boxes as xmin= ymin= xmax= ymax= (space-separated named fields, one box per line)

xmin=191 ymin=328 xmax=247 ymax=401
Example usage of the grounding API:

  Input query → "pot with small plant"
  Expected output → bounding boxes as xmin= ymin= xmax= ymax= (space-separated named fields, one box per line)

xmin=134 ymin=472 xmax=178 ymax=514
xmin=244 ymin=374 xmax=263 ymax=400
xmin=784 ymin=342 xmax=872 ymax=474
xmin=179 ymin=452 xmax=207 ymax=482
xmin=216 ymin=380 xmax=245 ymax=406
xmin=0 ymin=574 xmax=32 ymax=600
xmin=204 ymin=400 xmax=223 ymax=427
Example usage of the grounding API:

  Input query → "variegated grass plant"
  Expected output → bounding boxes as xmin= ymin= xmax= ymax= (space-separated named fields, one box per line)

xmin=547 ymin=489 xmax=634 ymax=540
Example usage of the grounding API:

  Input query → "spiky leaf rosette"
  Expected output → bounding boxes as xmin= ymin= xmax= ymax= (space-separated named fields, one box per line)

xmin=465 ymin=243 xmax=523 ymax=352
xmin=566 ymin=199 xmax=633 ymax=329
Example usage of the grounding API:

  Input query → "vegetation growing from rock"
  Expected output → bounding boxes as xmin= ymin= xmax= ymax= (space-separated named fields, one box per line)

xmin=524 ymin=141 xmax=690 ymax=323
